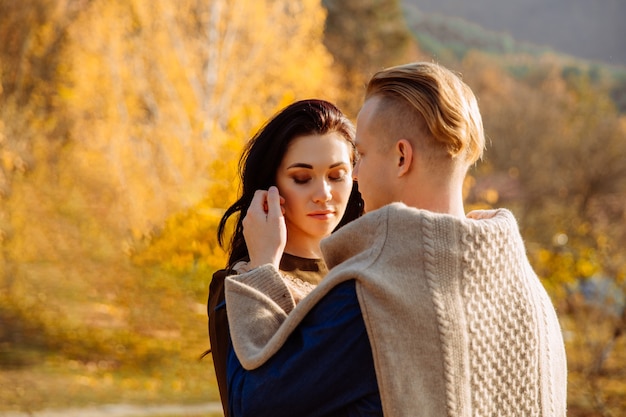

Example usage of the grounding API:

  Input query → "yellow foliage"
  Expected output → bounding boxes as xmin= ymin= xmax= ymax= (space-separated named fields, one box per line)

xmin=117 ymin=0 xmax=341 ymax=271
xmin=0 ymin=0 xmax=342 ymax=379
xmin=50 ymin=0 xmax=340 ymax=246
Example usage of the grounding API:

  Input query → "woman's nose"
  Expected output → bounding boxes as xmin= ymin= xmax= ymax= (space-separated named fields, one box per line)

xmin=313 ymin=180 xmax=332 ymax=203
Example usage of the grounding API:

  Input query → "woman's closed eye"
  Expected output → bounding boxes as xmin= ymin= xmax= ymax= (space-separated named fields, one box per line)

xmin=329 ymin=169 xmax=348 ymax=182
xmin=292 ymin=176 xmax=311 ymax=184
xmin=290 ymin=166 xmax=349 ymax=185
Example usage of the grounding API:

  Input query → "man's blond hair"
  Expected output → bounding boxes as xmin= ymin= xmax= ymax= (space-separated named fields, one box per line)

xmin=365 ymin=62 xmax=485 ymax=165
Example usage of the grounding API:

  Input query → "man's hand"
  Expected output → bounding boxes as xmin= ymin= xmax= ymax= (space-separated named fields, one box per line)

xmin=466 ymin=209 xmax=497 ymax=220
xmin=242 ymin=186 xmax=287 ymax=270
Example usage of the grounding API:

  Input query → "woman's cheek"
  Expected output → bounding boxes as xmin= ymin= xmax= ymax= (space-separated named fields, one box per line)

xmin=342 ymin=179 xmax=354 ymax=201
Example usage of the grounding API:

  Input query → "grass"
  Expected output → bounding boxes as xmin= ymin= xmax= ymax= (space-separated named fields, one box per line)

xmin=0 ymin=352 xmax=221 ymax=414
xmin=0 ymin=258 xmax=222 ymax=415
xmin=4 ymin=316 xmax=626 ymax=416
xmin=2 ymin=260 xmax=625 ymax=416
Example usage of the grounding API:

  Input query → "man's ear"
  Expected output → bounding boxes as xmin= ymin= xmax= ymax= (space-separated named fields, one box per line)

xmin=395 ymin=139 xmax=413 ymax=177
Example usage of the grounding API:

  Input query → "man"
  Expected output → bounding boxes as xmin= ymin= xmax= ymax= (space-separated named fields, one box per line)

xmin=223 ymin=62 xmax=567 ymax=416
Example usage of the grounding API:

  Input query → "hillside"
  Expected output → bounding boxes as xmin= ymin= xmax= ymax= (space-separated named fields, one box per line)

xmin=402 ymin=0 xmax=626 ymax=66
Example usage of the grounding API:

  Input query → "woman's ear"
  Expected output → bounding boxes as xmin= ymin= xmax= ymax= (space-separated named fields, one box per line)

xmin=395 ymin=139 xmax=413 ymax=177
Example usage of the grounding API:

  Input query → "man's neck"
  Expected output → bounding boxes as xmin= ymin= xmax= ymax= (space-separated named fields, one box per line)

xmin=400 ymin=181 xmax=466 ymax=218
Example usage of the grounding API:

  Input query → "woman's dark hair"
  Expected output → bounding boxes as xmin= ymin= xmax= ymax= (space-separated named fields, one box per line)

xmin=217 ymin=99 xmax=363 ymax=267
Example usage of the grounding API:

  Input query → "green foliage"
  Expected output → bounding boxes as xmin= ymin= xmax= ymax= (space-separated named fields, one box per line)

xmin=0 ymin=259 xmax=206 ymax=369
xmin=323 ymin=0 xmax=415 ymax=117
xmin=609 ymin=67 xmax=626 ymax=113
xmin=403 ymin=4 xmax=550 ymax=61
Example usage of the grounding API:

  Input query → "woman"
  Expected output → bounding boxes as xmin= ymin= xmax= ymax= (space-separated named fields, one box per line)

xmin=207 ymin=99 xmax=363 ymax=416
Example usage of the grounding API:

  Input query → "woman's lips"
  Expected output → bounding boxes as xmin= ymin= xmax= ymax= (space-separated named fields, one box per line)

xmin=308 ymin=210 xmax=334 ymax=220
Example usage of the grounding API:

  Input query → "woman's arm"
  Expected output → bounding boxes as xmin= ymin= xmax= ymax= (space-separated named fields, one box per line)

xmin=225 ymin=264 xmax=296 ymax=365
xmin=227 ymin=281 xmax=381 ymax=417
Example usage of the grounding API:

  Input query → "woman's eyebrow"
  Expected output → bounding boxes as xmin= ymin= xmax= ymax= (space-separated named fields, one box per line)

xmin=287 ymin=161 xmax=348 ymax=170
xmin=286 ymin=163 xmax=313 ymax=169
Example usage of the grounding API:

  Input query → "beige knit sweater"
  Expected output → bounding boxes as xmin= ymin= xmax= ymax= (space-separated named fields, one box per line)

xmin=225 ymin=203 xmax=567 ymax=417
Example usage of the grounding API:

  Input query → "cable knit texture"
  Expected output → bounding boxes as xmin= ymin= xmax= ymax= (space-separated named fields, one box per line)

xmin=225 ymin=203 xmax=567 ymax=417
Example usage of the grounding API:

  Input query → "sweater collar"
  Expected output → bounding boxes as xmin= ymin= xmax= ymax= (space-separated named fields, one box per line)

xmin=321 ymin=203 xmax=517 ymax=270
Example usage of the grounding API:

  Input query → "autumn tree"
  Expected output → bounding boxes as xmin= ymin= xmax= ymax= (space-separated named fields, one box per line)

xmin=128 ymin=0 xmax=341 ymax=273
xmin=322 ymin=0 xmax=416 ymax=117
xmin=0 ymin=0 xmax=84 ymax=357
xmin=0 ymin=0 xmax=343 ymax=372
xmin=463 ymin=53 xmax=626 ymax=291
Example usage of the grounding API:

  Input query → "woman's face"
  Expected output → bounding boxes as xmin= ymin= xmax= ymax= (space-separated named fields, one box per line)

xmin=276 ymin=132 xmax=353 ymax=256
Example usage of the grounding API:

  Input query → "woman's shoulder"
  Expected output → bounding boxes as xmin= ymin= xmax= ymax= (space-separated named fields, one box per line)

xmin=212 ymin=268 xmax=230 ymax=279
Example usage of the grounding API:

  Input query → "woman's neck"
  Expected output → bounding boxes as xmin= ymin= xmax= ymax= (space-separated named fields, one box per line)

xmin=283 ymin=240 xmax=323 ymax=259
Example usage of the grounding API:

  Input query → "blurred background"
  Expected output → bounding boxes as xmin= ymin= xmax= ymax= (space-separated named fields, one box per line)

xmin=1 ymin=0 xmax=625 ymax=416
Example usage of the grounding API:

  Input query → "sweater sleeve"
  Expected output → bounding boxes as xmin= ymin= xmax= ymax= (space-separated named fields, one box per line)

xmin=227 ymin=263 xmax=297 ymax=313
xmin=227 ymin=280 xmax=381 ymax=417
xmin=225 ymin=264 xmax=296 ymax=365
